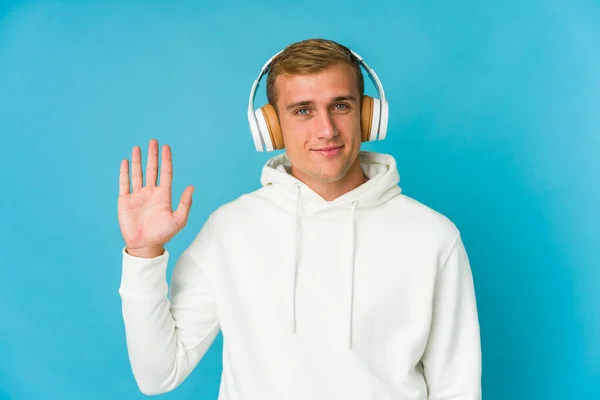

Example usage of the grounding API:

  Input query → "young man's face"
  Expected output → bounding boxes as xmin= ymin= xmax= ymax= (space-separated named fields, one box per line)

xmin=274 ymin=62 xmax=363 ymax=185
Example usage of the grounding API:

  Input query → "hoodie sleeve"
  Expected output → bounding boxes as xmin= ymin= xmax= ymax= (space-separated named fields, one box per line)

xmin=118 ymin=218 xmax=221 ymax=395
xmin=421 ymin=233 xmax=482 ymax=400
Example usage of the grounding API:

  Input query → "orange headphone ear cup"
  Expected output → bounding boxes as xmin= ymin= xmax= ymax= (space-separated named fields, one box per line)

xmin=361 ymin=95 xmax=374 ymax=142
xmin=259 ymin=104 xmax=284 ymax=150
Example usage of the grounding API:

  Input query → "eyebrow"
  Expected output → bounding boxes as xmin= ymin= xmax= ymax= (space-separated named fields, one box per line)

xmin=285 ymin=95 xmax=358 ymax=111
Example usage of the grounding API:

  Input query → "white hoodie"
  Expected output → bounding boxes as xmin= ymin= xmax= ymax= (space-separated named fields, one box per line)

xmin=119 ymin=151 xmax=481 ymax=400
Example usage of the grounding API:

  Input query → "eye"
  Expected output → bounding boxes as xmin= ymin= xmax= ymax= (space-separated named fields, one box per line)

xmin=295 ymin=108 xmax=309 ymax=115
xmin=334 ymin=103 xmax=349 ymax=110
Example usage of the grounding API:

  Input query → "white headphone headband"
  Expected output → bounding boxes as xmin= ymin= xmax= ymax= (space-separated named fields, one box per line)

xmin=248 ymin=48 xmax=388 ymax=152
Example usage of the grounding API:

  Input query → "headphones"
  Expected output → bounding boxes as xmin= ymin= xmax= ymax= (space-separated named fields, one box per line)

xmin=247 ymin=48 xmax=389 ymax=152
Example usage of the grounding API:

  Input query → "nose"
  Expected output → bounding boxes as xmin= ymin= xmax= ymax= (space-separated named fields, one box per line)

xmin=315 ymin=110 xmax=339 ymax=140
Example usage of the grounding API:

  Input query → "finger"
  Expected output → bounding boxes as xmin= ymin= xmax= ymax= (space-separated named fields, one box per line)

xmin=119 ymin=159 xmax=130 ymax=197
xmin=159 ymin=144 xmax=173 ymax=191
xmin=146 ymin=139 xmax=159 ymax=187
xmin=174 ymin=186 xmax=194 ymax=227
xmin=132 ymin=145 xmax=143 ymax=193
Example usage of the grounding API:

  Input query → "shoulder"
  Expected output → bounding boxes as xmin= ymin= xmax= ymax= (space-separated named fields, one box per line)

xmin=382 ymin=193 xmax=462 ymax=248
xmin=199 ymin=186 xmax=276 ymax=229
xmin=185 ymin=188 xmax=266 ymax=254
xmin=214 ymin=186 xmax=273 ymax=215
xmin=389 ymin=193 xmax=457 ymax=225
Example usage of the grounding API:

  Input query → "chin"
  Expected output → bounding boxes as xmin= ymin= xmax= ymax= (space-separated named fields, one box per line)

xmin=309 ymin=165 xmax=350 ymax=183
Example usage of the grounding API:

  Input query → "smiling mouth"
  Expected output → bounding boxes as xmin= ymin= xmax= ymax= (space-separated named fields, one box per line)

xmin=312 ymin=145 xmax=344 ymax=156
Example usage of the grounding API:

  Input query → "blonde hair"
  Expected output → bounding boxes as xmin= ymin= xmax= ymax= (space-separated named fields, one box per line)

xmin=266 ymin=38 xmax=364 ymax=109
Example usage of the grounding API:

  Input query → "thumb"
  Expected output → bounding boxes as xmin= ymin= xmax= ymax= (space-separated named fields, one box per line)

xmin=174 ymin=185 xmax=194 ymax=227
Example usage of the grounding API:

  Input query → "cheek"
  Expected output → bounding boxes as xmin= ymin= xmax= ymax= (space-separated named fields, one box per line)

xmin=281 ymin=118 xmax=309 ymax=148
xmin=336 ymin=115 xmax=361 ymax=140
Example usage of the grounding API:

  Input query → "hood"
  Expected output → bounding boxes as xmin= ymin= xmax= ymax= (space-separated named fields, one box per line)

xmin=259 ymin=151 xmax=402 ymax=349
xmin=261 ymin=151 xmax=402 ymax=214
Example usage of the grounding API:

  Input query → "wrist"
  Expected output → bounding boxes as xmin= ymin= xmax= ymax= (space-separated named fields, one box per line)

xmin=126 ymin=246 xmax=164 ymax=258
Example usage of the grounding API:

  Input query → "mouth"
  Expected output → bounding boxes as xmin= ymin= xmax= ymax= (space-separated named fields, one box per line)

xmin=312 ymin=145 xmax=344 ymax=156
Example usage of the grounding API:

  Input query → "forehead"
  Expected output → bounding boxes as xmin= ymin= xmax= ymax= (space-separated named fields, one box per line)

xmin=274 ymin=63 xmax=359 ymax=105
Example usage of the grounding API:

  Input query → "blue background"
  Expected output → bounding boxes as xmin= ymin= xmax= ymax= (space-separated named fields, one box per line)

xmin=1 ymin=0 xmax=598 ymax=399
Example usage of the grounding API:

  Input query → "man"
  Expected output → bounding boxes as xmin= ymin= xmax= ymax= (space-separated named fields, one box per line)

xmin=117 ymin=38 xmax=481 ymax=399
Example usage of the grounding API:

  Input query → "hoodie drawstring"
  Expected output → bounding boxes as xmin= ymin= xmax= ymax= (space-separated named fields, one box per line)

xmin=290 ymin=182 xmax=358 ymax=350
xmin=347 ymin=200 xmax=358 ymax=349
xmin=291 ymin=183 xmax=301 ymax=333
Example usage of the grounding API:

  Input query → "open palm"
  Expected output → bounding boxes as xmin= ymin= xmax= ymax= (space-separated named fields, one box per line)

xmin=117 ymin=139 xmax=194 ymax=253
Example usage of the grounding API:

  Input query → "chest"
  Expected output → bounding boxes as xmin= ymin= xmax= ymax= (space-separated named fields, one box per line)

xmin=213 ymin=212 xmax=440 ymax=340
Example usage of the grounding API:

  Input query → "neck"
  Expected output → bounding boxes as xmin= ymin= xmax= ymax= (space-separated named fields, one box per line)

xmin=292 ymin=158 xmax=368 ymax=201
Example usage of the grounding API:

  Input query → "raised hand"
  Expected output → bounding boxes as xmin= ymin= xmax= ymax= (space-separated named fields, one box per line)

xmin=118 ymin=139 xmax=194 ymax=258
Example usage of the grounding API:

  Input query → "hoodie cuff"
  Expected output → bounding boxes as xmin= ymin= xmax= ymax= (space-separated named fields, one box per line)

xmin=119 ymin=246 xmax=169 ymax=298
